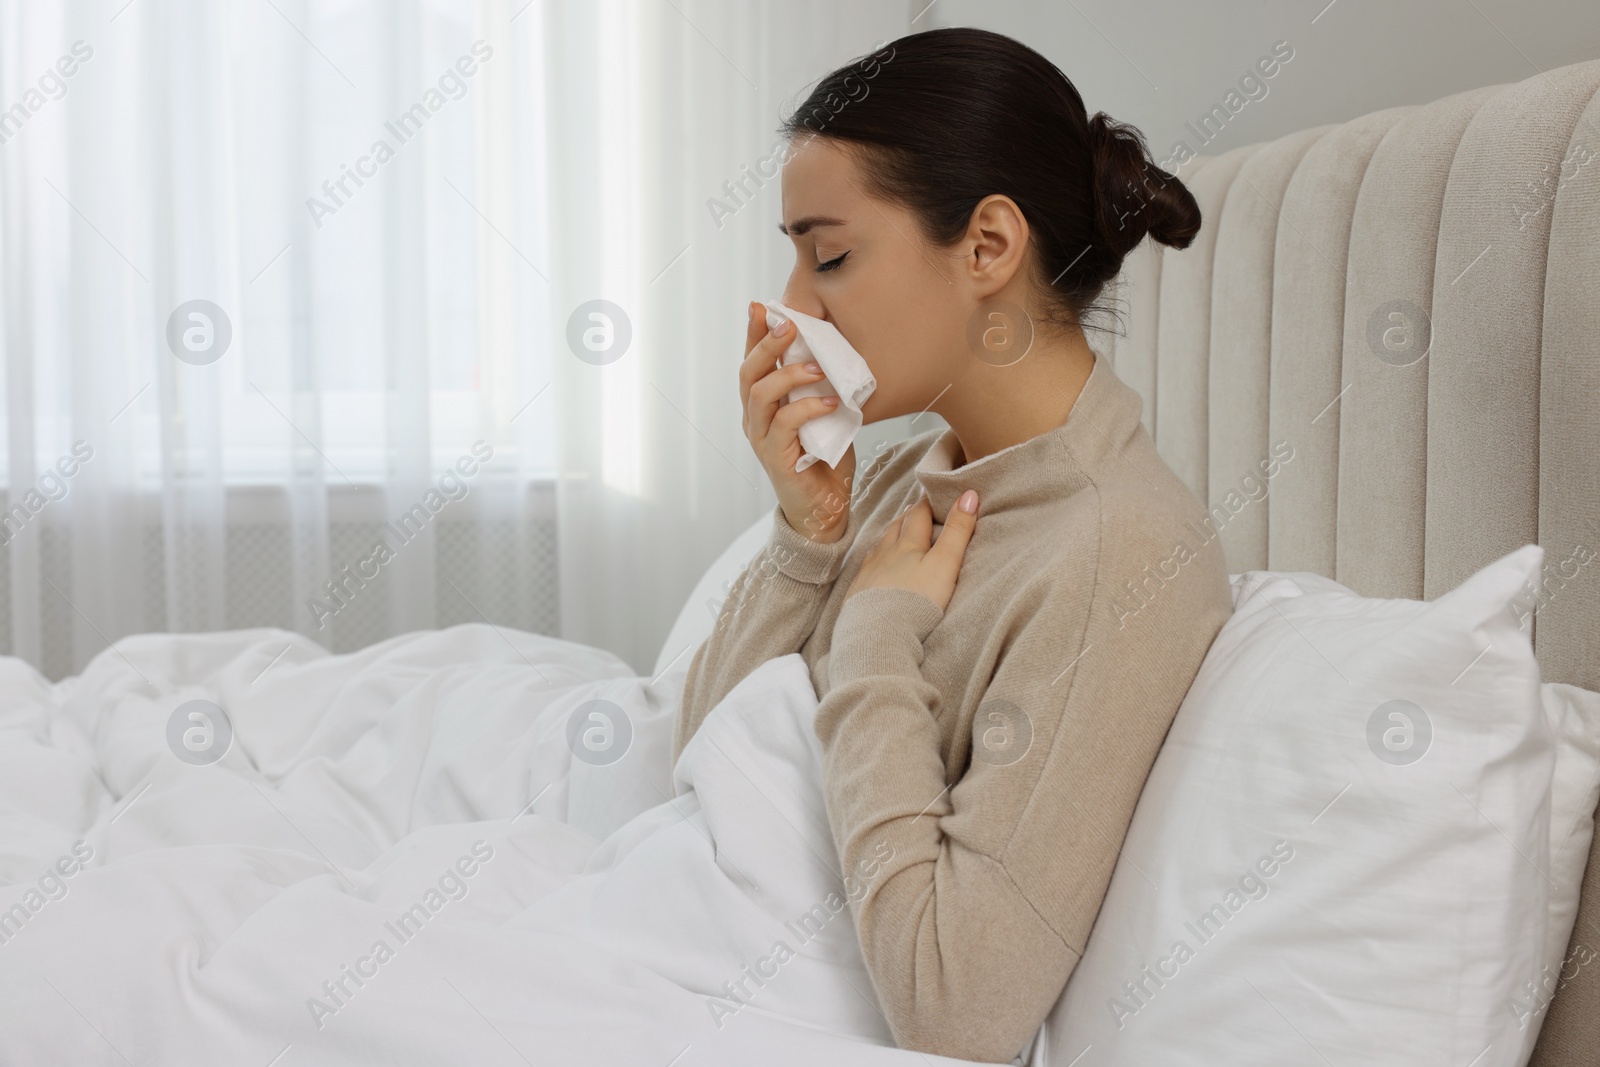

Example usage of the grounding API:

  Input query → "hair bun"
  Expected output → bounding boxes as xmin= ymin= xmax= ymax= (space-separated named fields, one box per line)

xmin=780 ymin=28 xmax=1203 ymax=336
xmin=1087 ymin=111 xmax=1202 ymax=256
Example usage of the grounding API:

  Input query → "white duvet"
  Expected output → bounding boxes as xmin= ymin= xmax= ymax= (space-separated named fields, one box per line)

xmin=0 ymin=625 xmax=984 ymax=1066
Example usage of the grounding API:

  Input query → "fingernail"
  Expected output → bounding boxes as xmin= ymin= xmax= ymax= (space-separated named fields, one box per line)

xmin=773 ymin=317 xmax=790 ymax=335
xmin=822 ymin=396 xmax=839 ymax=406
xmin=804 ymin=361 xmax=822 ymax=374
xmin=958 ymin=489 xmax=978 ymax=513
xmin=748 ymin=302 xmax=758 ymax=322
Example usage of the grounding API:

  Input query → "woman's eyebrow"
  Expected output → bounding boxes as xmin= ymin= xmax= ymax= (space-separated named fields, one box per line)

xmin=778 ymin=215 xmax=847 ymax=236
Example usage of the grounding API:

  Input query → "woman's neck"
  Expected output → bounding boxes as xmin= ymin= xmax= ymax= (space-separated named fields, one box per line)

xmin=936 ymin=323 xmax=1100 ymax=467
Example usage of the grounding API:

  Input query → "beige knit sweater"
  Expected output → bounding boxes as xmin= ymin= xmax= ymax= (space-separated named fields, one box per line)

xmin=673 ymin=353 xmax=1234 ymax=1063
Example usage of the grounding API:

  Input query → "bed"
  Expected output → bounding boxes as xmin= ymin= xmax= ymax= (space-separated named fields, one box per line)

xmin=1 ymin=52 xmax=1596 ymax=1067
xmin=658 ymin=51 xmax=1600 ymax=1064
xmin=1101 ymin=52 xmax=1600 ymax=1065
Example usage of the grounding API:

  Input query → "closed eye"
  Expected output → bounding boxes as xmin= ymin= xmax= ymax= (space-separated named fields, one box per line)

xmin=815 ymin=251 xmax=849 ymax=273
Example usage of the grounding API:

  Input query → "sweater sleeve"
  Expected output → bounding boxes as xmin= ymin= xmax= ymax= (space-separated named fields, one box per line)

xmin=670 ymin=501 xmax=857 ymax=767
xmin=816 ymin=531 xmax=1231 ymax=1062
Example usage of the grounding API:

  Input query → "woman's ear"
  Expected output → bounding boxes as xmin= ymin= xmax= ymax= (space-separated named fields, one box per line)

xmin=964 ymin=194 xmax=1030 ymax=295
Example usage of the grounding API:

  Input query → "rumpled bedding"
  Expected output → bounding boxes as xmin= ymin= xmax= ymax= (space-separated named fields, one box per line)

xmin=0 ymin=625 xmax=986 ymax=1065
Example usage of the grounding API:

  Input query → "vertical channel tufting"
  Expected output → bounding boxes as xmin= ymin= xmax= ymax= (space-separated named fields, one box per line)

xmin=1163 ymin=59 xmax=1600 ymax=1065
xmin=1206 ymin=125 xmax=1333 ymax=573
xmin=1107 ymin=237 xmax=1165 ymax=442
xmin=1152 ymin=154 xmax=1209 ymax=492
xmin=1335 ymin=84 xmax=1502 ymax=600
xmin=1424 ymin=62 xmax=1600 ymax=602
xmin=1267 ymin=108 xmax=1412 ymax=575
xmin=1529 ymin=66 xmax=1600 ymax=1067
xmin=1533 ymin=82 xmax=1600 ymax=696
xmin=1153 ymin=149 xmax=1255 ymax=503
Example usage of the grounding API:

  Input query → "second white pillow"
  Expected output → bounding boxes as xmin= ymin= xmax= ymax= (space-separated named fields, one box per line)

xmin=1044 ymin=544 xmax=1561 ymax=1067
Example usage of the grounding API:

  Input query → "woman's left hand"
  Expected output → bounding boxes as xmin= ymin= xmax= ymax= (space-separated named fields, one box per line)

xmin=844 ymin=490 xmax=980 ymax=612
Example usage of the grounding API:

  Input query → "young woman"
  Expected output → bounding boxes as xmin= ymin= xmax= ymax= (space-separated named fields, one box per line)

xmin=672 ymin=27 xmax=1234 ymax=1064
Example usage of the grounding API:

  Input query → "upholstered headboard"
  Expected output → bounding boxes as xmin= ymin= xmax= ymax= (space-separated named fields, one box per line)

xmin=1106 ymin=56 xmax=1600 ymax=1063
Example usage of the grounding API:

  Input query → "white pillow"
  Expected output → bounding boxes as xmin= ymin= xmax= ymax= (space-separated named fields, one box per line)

xmin=651 ymin=510 xmax=776 ymax=679
xmin=1532 ymin=681 xmax=1600 ymax=1030
xmin=1041 ymin=544 xmax=1599 ymax=1067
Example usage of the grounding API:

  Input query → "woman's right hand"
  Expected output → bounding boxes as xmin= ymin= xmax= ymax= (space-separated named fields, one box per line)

xmin=739 ymin=301 xmax=857 ymax=544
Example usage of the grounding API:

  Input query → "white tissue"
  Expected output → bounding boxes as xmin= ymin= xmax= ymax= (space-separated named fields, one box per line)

xmin=763 ymin=300 xmax=877 ymax=473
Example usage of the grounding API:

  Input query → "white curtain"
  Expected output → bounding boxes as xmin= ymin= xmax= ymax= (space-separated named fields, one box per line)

xmin=0 ymin=0 xmax=912 ymax=679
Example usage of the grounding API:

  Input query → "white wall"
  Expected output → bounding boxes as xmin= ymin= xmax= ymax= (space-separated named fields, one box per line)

xmin=925 ymin=0 xmax=1600 ymax=165
xmin=845 ymin=0 xmax=1600 ymax=473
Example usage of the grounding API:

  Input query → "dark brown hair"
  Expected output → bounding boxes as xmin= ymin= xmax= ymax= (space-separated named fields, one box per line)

xmin=779 ymin=27 xmax=1201 ymax=335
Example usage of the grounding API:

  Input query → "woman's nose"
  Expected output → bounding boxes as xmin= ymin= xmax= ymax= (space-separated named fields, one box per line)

xmin=780 ymin=273 xmax=832 ymax=319
xmin=777 ymin=284 xmax=826 ymax=322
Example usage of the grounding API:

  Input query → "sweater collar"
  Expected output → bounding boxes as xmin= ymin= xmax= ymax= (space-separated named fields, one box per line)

xmin=912 ymin=350 xmax=1146 ymax=517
